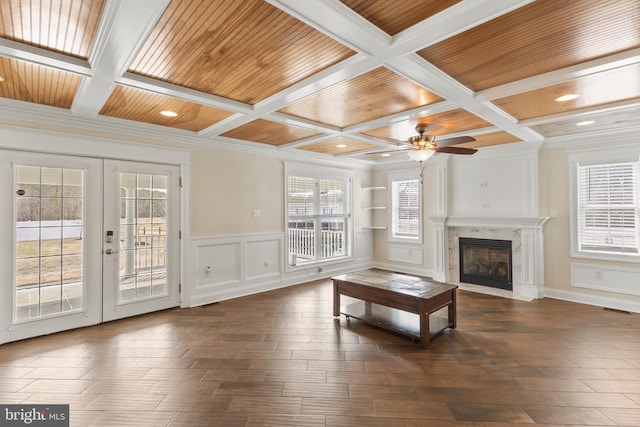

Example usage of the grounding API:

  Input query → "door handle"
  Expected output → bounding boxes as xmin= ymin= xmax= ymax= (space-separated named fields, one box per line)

xmin=105 ymin=248 xmax=118 ymax=255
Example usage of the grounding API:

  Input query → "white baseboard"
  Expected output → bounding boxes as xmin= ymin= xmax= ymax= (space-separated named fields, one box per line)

xmin=189 ymin=277 xmax=288 ymax=307
xmin=544 ymin=287 xmax=640 ymax=314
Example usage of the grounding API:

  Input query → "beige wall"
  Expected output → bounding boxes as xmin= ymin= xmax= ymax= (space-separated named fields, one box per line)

xmin=190 ymin=148 xmax=284 ymax=236
xmin=539 ymin=147 xmax=571 ymax=290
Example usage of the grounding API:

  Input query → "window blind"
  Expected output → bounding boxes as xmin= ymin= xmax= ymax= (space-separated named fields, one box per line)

xmin=392 ymin=179 xmax=420 ymax=238
xmin=578 ymin=161 xmax=639 ymax=254
xmin=287 ymin=176 xmax=314 ymax=217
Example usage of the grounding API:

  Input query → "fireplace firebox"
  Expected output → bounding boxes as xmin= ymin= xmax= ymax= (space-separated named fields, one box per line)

xmin=459 ymin=237 xmax=512 ymax=290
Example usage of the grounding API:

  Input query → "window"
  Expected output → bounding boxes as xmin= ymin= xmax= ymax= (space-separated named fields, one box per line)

xmin=390 ymin=174 xmax=421 ymax=241
xmin=571 ymin=148 xmax=640 ymax=261
xmin=286 ymin=164 xmax=352 ymax=267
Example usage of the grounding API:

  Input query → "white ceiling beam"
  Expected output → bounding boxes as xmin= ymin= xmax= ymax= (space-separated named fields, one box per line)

xmin=389 ymin=0 xmax=535 ymax=56
xmin=118 ymin=72 xmax=252 ymax=114
xmin=0 ymin=38 xmax=91 ymax=75
xmin=71 ymin=0 xmax=171 ymax=117
xmin=519 ymin=99 xmax=640 ymax=127
xmin=478 ymin=47 xmax=640 ymax=100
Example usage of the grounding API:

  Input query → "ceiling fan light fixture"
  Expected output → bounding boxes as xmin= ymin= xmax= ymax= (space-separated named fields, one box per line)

xmin=407 ymin=149 xmax=434 ymax=162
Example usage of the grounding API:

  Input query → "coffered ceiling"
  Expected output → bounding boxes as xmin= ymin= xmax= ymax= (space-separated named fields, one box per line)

xmin=0 ymin=0 xmax=639 ymax=163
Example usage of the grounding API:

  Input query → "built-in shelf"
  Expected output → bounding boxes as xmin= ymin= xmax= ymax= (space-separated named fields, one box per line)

xmin=362 ymin=186 xmax=387 ymax=230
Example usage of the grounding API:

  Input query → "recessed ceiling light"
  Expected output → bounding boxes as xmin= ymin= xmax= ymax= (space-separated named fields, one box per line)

xmin=0 ymin=76 xmax=5 ymax=82
xmin=576 ymin=120 xmax=595 ymax=126
xmin=555 ymin=94 xmax=578 ymax=102
xmin=160 ymin=110 xmax=178 ymax=117
xmin=381 ymin=153 xmax=391 ymax=157
xmin=336 ymin=144 xmax=347 ymax=148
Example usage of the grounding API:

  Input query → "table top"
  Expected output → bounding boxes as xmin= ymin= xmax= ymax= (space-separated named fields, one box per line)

xmin=332 ymin=269 xmax=457 ymax=300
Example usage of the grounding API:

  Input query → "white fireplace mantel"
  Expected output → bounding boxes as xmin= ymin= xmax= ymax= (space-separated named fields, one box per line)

xmin=430 ymin=216 xmax=551 ymax=301
xmin=432 ymin=216 xmax=550 ymax=229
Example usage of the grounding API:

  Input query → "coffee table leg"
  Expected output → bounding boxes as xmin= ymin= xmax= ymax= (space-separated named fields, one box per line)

xmin=333 ymin=280 xmax=340 ymax=317
xmin=448 ymin=290 xmax=457 ymax=329
xmin=419 ymin=302 xmax=430 ymax=348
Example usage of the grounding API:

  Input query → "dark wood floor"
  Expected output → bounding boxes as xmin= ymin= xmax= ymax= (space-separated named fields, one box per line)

xmin=1 ymin=278 xmax=640 ymax=426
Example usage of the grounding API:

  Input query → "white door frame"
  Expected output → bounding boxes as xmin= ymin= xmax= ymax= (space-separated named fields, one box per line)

xmin=0 ymin=150 xmax=103 ymax=343
xmin=102 ymin=159 xmax=181 ymax=321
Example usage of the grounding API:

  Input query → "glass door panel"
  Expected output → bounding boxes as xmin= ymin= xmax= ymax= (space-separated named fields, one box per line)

xmin=15 ymin=166 xmax=85 ymax=320
xmin=119 ymin=172 xmax=168 ymax=302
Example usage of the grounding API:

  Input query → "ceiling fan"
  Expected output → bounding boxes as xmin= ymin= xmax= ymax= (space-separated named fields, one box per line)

xmin=369 ymin=124 xmax=477 ymax=162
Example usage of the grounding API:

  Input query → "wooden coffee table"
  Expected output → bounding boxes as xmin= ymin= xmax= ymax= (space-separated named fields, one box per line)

xmin=332 ymin=269 xmax=457 ymax=347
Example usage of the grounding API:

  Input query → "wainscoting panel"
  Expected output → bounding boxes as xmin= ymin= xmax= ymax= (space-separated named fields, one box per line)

xmin=190 ymin=233 xmax=284 ymax=306
xmin=246 ymin=238 xmax=281 ymax=280
xmin=195 ymin=241 xmax=241 ymax=289
xmin=388 ymin=245 xmax=423 ymax=265
xmin=571 ymin=263 xmax=640 ymax=297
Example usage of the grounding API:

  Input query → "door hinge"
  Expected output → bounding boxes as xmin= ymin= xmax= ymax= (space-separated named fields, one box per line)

xmin=179 ymin=230 xmax=182 ymax=239
xmin=179 ymin=283 xmax=182 ymax=293
xmin=179 ymin=177 xmax=183 ymax=188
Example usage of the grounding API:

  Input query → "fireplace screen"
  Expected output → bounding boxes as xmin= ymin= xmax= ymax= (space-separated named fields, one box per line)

xmin=459 ymin=238 xmax=512 ymax=290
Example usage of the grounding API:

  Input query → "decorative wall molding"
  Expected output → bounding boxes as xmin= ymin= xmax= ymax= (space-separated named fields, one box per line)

xmin=388 ymin=245 xmax=423 ymax=265
xmin=571 ymin=263 xmax=640 ymax=297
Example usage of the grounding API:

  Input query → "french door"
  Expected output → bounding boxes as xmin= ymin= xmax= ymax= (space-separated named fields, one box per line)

xmin=0 ymin=151 xmax=180 ymax=343
xmin=102 ymin=160 xmax=180 ymax=321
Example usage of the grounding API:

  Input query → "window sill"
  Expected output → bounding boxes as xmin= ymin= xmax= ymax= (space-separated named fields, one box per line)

xmin=571 ymin=250 xmax=640 ymax=264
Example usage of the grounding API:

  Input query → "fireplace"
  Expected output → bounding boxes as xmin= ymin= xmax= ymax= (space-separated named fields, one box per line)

xmin=459 ymin=237 xmax=512 ymax=291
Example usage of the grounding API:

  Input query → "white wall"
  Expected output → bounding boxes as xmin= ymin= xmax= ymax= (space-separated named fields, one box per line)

xmin=448 ymin=148 xmax=535 ymax=217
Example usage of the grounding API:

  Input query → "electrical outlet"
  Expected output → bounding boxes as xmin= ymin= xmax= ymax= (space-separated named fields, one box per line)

xmin=264 ymin=261 xmax=269 ymax=268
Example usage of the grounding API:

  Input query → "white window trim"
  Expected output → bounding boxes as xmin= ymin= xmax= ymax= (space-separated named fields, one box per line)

xmin=569 ymin=145 xmax=640 ymax=263
xmin=284 ymin=162 xmax=353 ymax=271
xmin=388 ymin=169 xmax=422 ymax=244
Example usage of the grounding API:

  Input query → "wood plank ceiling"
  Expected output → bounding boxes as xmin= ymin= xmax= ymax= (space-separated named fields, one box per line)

xmin=0 ymin=0 xmax=639 ymax=162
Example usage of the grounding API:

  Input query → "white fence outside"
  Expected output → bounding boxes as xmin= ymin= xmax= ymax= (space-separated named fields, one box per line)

xmin=288 ymin=229 xmax=344 ymax=262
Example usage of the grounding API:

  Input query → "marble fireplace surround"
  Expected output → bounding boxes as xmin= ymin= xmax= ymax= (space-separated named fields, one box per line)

xmin=431 ymin=217 xmax=549 ymax=301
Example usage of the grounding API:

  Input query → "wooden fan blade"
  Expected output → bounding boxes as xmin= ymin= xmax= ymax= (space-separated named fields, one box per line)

xmin=435 ymin=135 xmax=476 ymax=148
xmin=435 ymin=146 xmax=477 ymax=155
